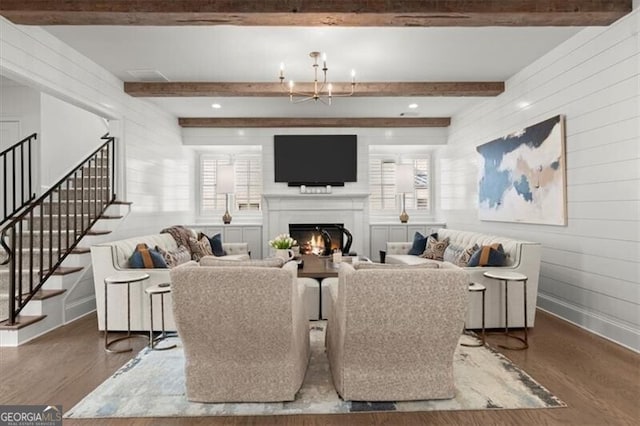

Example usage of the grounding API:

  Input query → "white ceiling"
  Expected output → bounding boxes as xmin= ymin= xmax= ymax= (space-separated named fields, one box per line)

xmin=39 ymin=25 xmax=581 ymax=118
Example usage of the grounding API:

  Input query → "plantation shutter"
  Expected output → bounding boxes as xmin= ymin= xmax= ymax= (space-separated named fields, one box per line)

xmin=369 ymin=156 xmax=431 ymax=212
xmin=235 ymin=157 xmax=262 ymax=211
xmin=369 ymin=159 xmax=397 ymax=210
xmin=200 ymin=157 xmax=227 ymax=213
xmin=200 ymin=155 xmax=262 ymax=214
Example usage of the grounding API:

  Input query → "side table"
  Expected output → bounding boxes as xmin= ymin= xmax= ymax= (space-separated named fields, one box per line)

xmin=104 ymin=272 xmax=150 ymax=353
xmin=484 ymin=270 xmax=529 ymax=350
xmin=145 ymin=283 xmax=177 ymax=350
xmin=462 ymin=282 xmax=486 ymax=347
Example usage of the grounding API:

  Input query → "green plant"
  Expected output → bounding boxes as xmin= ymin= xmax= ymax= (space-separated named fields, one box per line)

xmin=269 ymin=233 xmax=297 ymax=249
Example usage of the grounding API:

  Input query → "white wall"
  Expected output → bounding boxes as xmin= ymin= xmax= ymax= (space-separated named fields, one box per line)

xmin=438 ymin=10 xmax=639 ymax=351
xmin=0 ymin=85 xmax=41 ymax=148
xmin=0 ymin=17 xmax=195 ymax=235
xmin=183 ymin=127 xmax=447 ymax=205
xmin=40 ymin=93 xmax=108 ymax=188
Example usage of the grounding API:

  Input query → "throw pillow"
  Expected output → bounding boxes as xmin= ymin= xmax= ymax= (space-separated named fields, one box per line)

xmin=205 ymin=232 xmax=226 ymax=257
xmin=458 ymin=243 xmax=480 ymax=267
xmin=129 ymin=243 xmax=167 ymax=268
xmin=156 ymin=245 xmax=191 ymax=268
xmin=443 ymin=244 xmax=465 ymax=264
xmin=407 ymin=232 xmax=426 ymax=256
xmin=420 ymin=236 xmax=450 ymax=261
xmin=468 ymin=243 xmax=507 ymax=267
xmin=188 ymin=236 xmax=213 ymax=262
xmin=443 ymin=243 xmax=480 ymax=267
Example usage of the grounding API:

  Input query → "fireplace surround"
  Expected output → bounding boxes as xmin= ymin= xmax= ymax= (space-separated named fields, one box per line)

xmin=262 ymin=193 xmax=370 ymax=259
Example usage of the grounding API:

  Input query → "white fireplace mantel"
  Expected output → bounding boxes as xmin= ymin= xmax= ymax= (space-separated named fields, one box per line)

xmin=262 ymin=193 xmax=370 ymax=256
xmin=263 ymin=193 xmax=370 ymax=211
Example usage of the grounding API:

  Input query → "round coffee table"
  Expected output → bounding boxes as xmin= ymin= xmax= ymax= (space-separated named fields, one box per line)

xmin=145 ymin=283 xmax=177 ymax=350
xmin=462 ymin=282 xmax=486 ymax=347
xmin=484 ymin=270 xmax=529 ymax=350
xmin=104 ymin=272 xmax=150 ymax=353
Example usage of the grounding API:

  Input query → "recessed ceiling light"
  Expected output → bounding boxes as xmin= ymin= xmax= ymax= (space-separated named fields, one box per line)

xmin=408 ymin=103 xmax=419 ymax=109
xmin=211 ymin=103 xmax=222 ymax=109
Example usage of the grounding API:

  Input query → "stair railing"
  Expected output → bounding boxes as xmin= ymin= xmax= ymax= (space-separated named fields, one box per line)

xmin=1 ymin=133 xmax=37 ymax=228
xmin=1 ymin=133 xmax=116 ymax=325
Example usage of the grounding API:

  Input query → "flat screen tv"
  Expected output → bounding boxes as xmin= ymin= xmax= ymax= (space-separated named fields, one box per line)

xmin=274 ymin=135 xmax=357 ymax=186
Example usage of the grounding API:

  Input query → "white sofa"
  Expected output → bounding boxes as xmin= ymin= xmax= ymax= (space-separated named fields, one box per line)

xmin=386 ymin=228 xmax=541 ymax=329
xmin=91 ymin=233 xmax=249 ymax=331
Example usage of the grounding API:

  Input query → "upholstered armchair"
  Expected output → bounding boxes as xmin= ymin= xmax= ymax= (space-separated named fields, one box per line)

xmin=326 ymin=262 xmax=468 ymax=401
xmin=169 ymin=260 xmax=310 ymax=402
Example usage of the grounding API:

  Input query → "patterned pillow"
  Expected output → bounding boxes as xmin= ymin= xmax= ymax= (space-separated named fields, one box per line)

xmin=156 ymin=245 xmax=191 ymax=268
xmin=420 ymin=236 xmax=450 ymax=261
xmin=188 ymin=236 xmax=213 ymax=262
xmin=443 ymin=244 xmax=465 ymax=264
xmin=458 ymin=243 xmax=480 ymax=267
xmin=443 ymin=243 xmax=480 ymax=267
xmin=128 ymin=243 xmax=167 ymax=268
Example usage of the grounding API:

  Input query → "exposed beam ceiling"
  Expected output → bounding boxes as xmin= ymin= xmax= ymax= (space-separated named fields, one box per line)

xmin=125 ymin=82 xmax=505 ymax=98
xmin=178 ymin=117 xmax=451 ymax=128
xmin=0 ymin=1 xmax=631 ymax=27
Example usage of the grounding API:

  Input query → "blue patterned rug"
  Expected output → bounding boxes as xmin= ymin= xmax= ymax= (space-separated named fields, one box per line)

xmin=65 ymin=323 xmax=565 ymax=418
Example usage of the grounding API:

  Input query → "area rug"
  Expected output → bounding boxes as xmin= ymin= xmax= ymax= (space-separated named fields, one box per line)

xmin=65 ymin=323 xmax=565 ymax=418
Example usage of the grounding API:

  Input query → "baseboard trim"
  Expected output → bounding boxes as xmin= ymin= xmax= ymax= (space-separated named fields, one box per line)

xmin=537 ymin=294 xmax=639 ymax=353
xmin=64 ymin=295 xmax=96 ymax=324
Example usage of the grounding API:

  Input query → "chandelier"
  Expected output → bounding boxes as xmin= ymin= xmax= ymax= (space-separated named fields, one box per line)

xmin=278 ymin=51 xmax=356 ymax=105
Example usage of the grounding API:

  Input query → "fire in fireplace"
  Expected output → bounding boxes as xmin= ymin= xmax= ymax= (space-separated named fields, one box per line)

xmin=289 ymin=223 xmax=344 ymax=256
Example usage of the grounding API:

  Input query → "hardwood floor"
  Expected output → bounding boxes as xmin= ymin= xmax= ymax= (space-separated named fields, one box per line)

xmin=0 ymin=310 xmax=638 ymax=425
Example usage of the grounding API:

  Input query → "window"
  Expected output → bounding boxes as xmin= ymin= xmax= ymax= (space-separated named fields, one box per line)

xmin=200 ymin=154 xmax=262 ymax=215
xmin=369 ymin=156 xmax=431 ymax=212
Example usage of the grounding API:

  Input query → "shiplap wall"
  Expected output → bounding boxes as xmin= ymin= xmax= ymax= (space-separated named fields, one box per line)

xmin=438 ymin=10 xmax=639 ymax=351
xmin=0 ymin=17 xmax=195 ymax=236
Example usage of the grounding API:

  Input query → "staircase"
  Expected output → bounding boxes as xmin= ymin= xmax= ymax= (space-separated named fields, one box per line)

xmin=0 ymin=134 xmax=130 ymax=346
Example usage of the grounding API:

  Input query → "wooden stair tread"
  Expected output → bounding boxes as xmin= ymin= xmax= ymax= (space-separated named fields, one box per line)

xmin=86 ymin=230 xmax=111 ymax=236
xmin=25 ymin=289 xmax=66 ymax=301
xmin=99 ymin=215 xmax=123 ymax=220
xmin=111 ymin=201 xmax=133 ymax=205
xmin=0 ymin=315 xmax=46 ymax=330
xmin=48 ymin=266 xmax=84 ymax=276
xmin=71 ymin=247 xmax=90 ymax=254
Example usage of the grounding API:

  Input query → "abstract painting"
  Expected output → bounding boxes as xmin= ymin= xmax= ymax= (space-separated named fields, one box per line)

xmin=476 ymin=115 xmax=566 ymax=225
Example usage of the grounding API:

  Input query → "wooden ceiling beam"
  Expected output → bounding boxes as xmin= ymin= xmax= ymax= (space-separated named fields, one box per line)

xmin=125 ymin=82 xmax=504 ymax=97
xmin=0 ymin=1 xmax=631 ymax=26
xmin=178 ymin=117 xmax=451 ymax=128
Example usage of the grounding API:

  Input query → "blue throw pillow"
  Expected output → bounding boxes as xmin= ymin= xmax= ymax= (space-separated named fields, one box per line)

xmin=408 ymin=232 xmax=438 ymax=256
xmin=129 ymin=243 xmax=168 ymax=268
xmin=467 ymin=244 xmax=507 ymax=267
xmin=206 ymin=233 xmax=226 ymax=257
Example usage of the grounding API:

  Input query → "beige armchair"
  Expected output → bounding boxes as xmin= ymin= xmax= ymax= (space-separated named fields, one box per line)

xmin=169 ymin=260 xmax=310 ymax=402
xmin=326 ymin=263 xmax=468 ymax=401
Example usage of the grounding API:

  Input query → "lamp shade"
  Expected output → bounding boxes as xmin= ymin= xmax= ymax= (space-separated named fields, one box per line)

xmin=396 ymin=164 xmax=414 ymax=193
xmin=216 ymin=164 xmax=235 ymax=194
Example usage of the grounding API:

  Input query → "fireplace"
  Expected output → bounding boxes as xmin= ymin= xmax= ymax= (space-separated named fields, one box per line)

xmin=289 ymin=223 xmax=344 ymax=256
